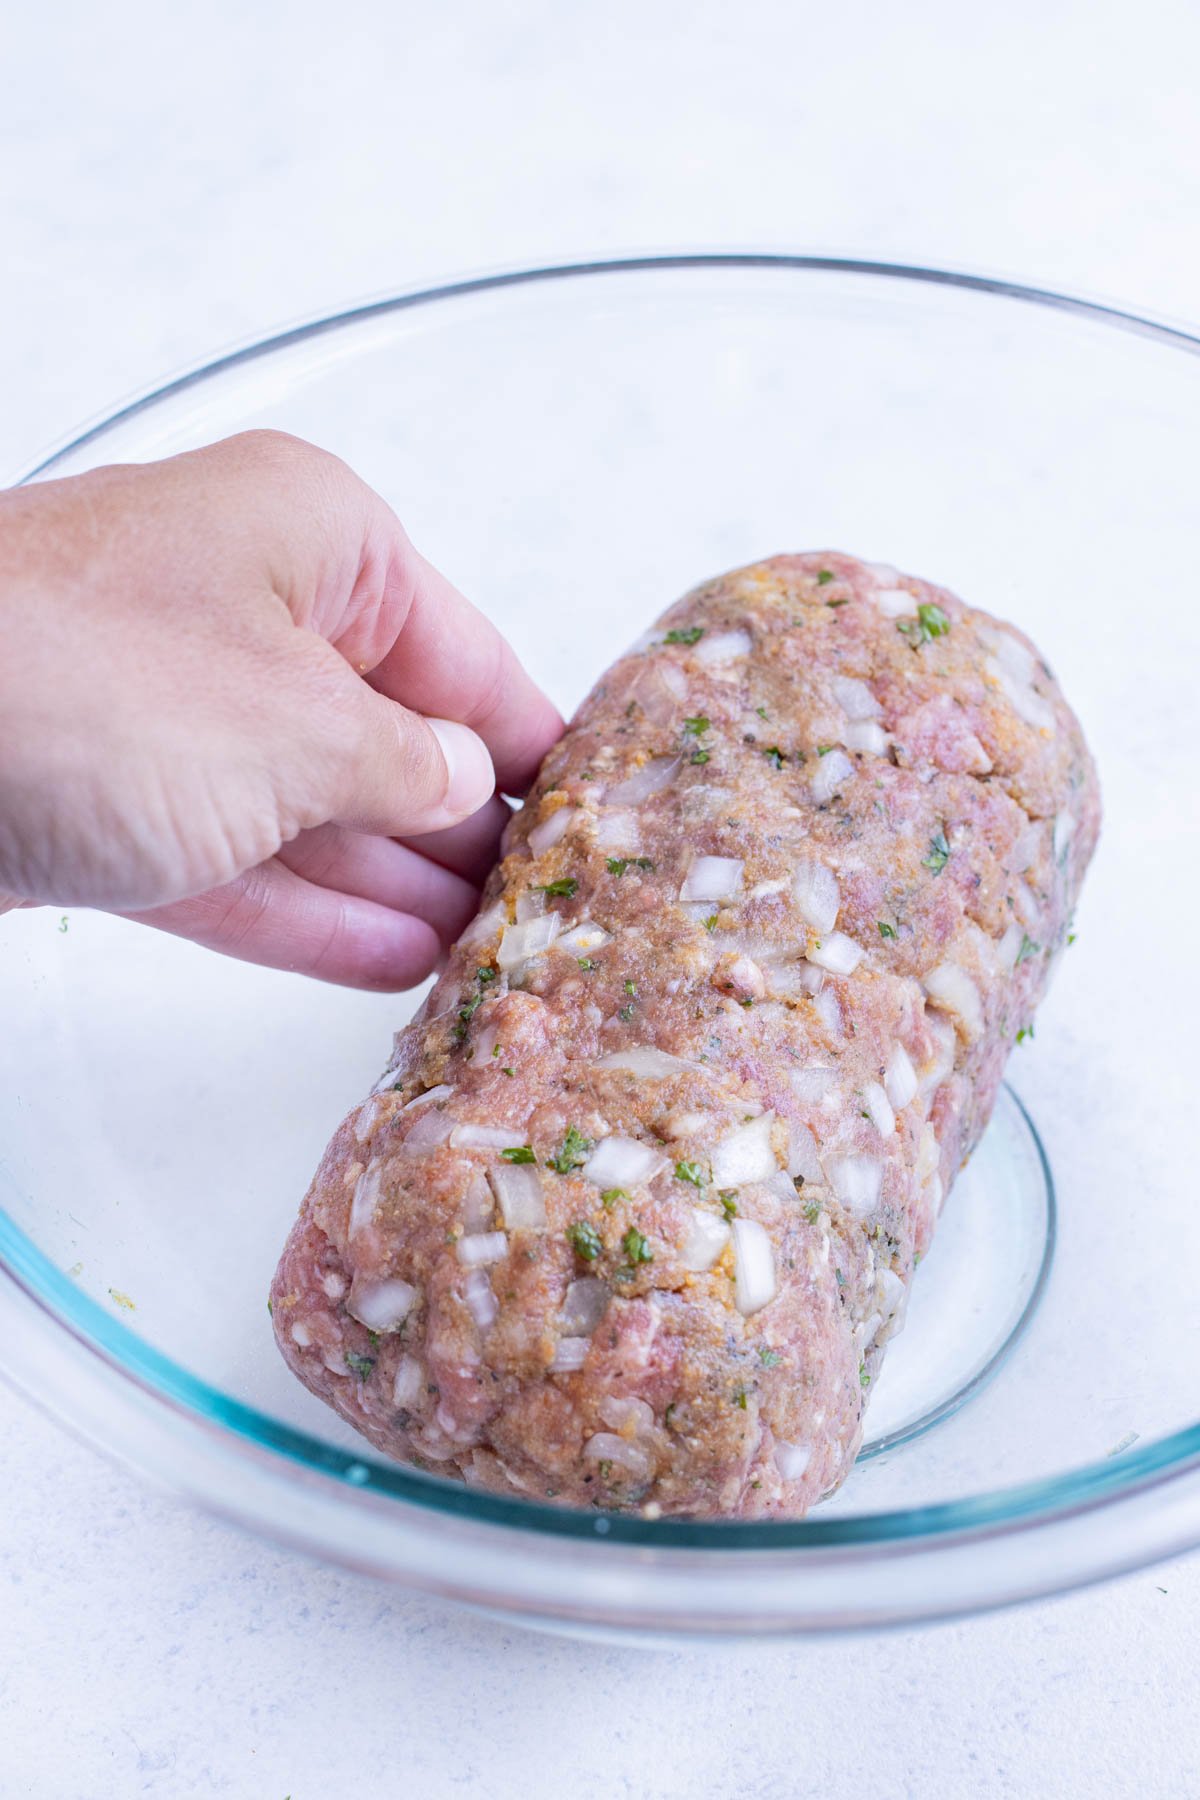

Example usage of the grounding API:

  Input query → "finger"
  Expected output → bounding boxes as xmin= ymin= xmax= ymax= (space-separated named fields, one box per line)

xmin=399 ymin=794 xmax=511 ymax=885
xmin=276 ymin=823 xmax=478 ymax=943
xmin=172 ymin=433 xmax=564 ymax=794
xmin=366 ymin=543 xmax=565 ymax=797
xmin=123 ymin=859 xmax=441 ymax=991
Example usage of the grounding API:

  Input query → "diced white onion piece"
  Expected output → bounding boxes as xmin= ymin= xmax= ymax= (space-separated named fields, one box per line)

xmin=557 ymin=919 xmax=612 ymax=956
xmin=1011 ymin=821 xmax=1043 ymax=872
xmin=924 ymin=961 xmax=985 ymax=1038
xmin=761 ymin=1170 xmax=800 ymax=1203
xmin=515 ymin=889 xmax=546 ymax=922
xmin=842 ymin=720 xmax=888 ymax=756
xmin=867 ymin=559 xmax=900 ymax=583
xmin=599 ymin=1394 xmax=656 ymax=1436
xmin=808 ymin=931 xmax=863 ymax=976
xmin=996 ymin=921 xmax=1025 ymax=971
xmin=832 ymin=675 xmax=882 ymax=720
xmin=487 ymin=1163 xmax=547 ymax=1232
xmin=694 ymin=627 xmax=753 ymax=664
xmin=348 ymin=1275 xmax=417 ymax=1331
xmin=763 ymin=961 xmax=820 ymax=1000
xmin=873 ymin=585 xmax=914 ymax=616
xmin=813 ymin=986 xmax=842 ymax=1037
xmin=403 ymin=1083 xmax=455 ymax=1111
xmin=560 ymin=1277 xmax=610 ymax=1335
xmin=322 ymin=1271 xmax=347 ymax=1300
xmin=348 ymin=1164 xmax=382 ymax=1237
xmin=884 ymin=1044 xmax=918 ymax=1110
xmin=472 ymin=1023 xmax=500 ymax=1066
xmin=583 ymin=1432 xmax=651 ymax=1479
xmin=877 ymin=1266 xmax=907 ymax=1320
xmin=456 ymin=1231 xmax=508 ymax=1267
xmin=528 ymin=808 xmax=572 ymax=856
xmin=916 ymin=1123 xmax=940 ymax=1184
xmin=582 ymin=1135 xmax=665 ymax=1188
xmin=749 ymin=877 xmax=789 ymax=899
xmin=392 ymin=1355 xmax=424 ymax=1409
xmin=855 ymin=1311 xmax=884 ymax=1351
xmin=463 ymin=1268 xmax=498 ymax=1330
xmin=497 ymin=913 xmax=561 ymax=971
xmin=449 ymin=1122 xmax=527 ymax=1151
xmin=680 ymin=1207 xmax=731 ymax=1271
xmin=607 ymin=756 xmax=681 ymax=806
xmin=786 ymin=1120 xmax=822 ymax=1183
xmin=811 ymin=748 xmax=855 ymax=804
xmin=823 ymin=1153 xmax=883 ymax=1218
xmin=982 ymin=623 xmax=1038 ymax=686
xmin=680 ymin=855 xmax=744 ymax=903
xmin=461 ymin=1168 xmax=495 ymax=1230
xmin=864 ymin=1081 xmax=896 ymax=1138
xmin=402 ymin=1108 xmax=456 ymax=1150
xmin=1012 ymin=881 xmax=1041 ymax=930
xmin=920 ymin=1015 xmax=957 ymax=1095
xmin=792 ymin=858 xmax=840 ymax=933
xmin=732 ymin=1217 xmax=777 ymax=1315
xmin=774 ymin=1439 xmax=812 ymax=1480
xmin=711 ymin=1113 xmax=778 ymax=1186
xmin=354 ymin=1097 xmax=382 ymax=1144
xmin=595 ymin=1046 xmax=692 ymax=1078
xmin=550 ymin=1336 xmax=591 ymax=1373
xmin=461 ymin=900 xmax=506 ymax=949
xmin=1054 ymin=811 xmax=1077 ymax=861
xmin=371 ymin=1066 xmax=401 ymax=1096
xmin=593 ymin=810 xmax=640 ymax=852
xmin=790 ymin=1066 xmax=837 ymax=1103
xmin=290 ymin=1321 xmax=313 ymax=1347
xmin=987 ymin=656 xmax=1056 ymax=732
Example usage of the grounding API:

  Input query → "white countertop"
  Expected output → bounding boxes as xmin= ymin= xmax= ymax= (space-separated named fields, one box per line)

xmin=4 ymin=3 xmax=1200 ymax=1792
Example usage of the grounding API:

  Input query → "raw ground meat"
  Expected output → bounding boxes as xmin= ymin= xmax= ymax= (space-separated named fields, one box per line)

xmin=271 ymin=552 xmax=1099 ymax=1518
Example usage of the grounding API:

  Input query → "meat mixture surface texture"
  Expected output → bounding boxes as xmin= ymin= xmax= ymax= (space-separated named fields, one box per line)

xmin=271 ymin=553 xmax=1099 ymax=1519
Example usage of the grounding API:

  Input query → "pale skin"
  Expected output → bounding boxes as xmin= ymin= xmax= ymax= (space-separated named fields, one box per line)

xmin=0 ymin=431 xmax=564 ymax=989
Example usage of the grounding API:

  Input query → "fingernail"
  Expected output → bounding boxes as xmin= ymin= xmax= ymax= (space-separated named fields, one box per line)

xmin=428 ymin=718 xmax=495 ymax=818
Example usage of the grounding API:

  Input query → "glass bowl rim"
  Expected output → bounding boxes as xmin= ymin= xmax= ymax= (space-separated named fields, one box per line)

xmin=5 ymin=250 xmax=1200 ymax=1562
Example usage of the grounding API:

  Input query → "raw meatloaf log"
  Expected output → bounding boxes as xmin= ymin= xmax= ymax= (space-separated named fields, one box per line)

xmin=271 ymin=553 xmax=1098 ymax=1518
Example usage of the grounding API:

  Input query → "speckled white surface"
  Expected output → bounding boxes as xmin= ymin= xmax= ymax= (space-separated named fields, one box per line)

xmin=3 ymin=3 xmax=1200 ymax=1794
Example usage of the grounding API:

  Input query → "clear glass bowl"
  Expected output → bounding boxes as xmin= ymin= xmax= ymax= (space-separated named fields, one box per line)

xmin=3 ymin=256 xmax=1199 ymax=1642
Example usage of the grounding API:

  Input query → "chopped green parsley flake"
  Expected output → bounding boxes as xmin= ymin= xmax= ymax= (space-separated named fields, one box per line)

xmin=683 ymin=716 xmax=710 ymax=735
xmin=675 ymin=1160 xmax=705 ymax=1189
xmin=922 ymin=830 xmax=951 ymax=875
xmin=618 ymin=1003 xmax=636 ymax=1022
xmin=606 ymin=856 xmax=656 ymax=877
xmin=816 ymin=569 xmax=835 ymax=585
xmin=877 ymin=920 xmax=897 ymax=939
xmin=1016 ymin=1025 xmax=1035 ymax=1045
xmin=732 ymin=1385 xmax=749 ymax=1408
xmin=501 ymin=1146 xmax=536 ymax=1164
xmin=664 ymin=626 xmax=704 ymax=645
xmin=548 ymin=1125 xmax=593 ymax=1173
xmin=703 ymin=914 xmax=718 ymax=932
xmin=577 ymin=958 xmax=596 ymax=971
xmin=1015 ymin=933 xmax=1041 ymax=966
xmin=532 ymin=877 xmax=578 ymax=898
xmin=758 ymin=1347 xmax=783 ymax=1367
xmin=762 ymin=745 xmax=786 ymax=769
xmin=345 ymin=1353 xmax=376 ymax=1381
xmin=825 ymin=597 xmax=849 ymax=609
xmin=566 ymin=1220 xmax=603 ymax=1261
xmin=817 ymin=744 xmax=834 ymax=756
xmin=690 ymin=748 xmax=711 ymax=765
xmin=622 ymin=1225 xmax=653 ymax=1265
xmin=898 ymin=601 xmax=950 ymax=646
xmin=624 ymin=979 xmax=638 ymax=995
xmin=755 ymin=705 xmax=769 ymax=720
xmin=1067 ymin=931 xmax=1077 ymax=946
xmin=600 ymin=1188 xmax=627 ymax=1208
xmin=719 ymin=1189 xmax=738 ymax=1220
xmin=859 ymin=1361 xmax=871 ymax=1388
xmin=803 ymin=1201 xmax=821 ymax=1223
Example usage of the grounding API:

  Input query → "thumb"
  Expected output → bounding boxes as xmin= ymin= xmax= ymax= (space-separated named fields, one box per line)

xmin=326 ymin=671 xmax=497 ymax=839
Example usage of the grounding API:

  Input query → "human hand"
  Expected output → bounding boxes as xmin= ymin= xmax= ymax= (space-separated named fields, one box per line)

xmin=0 ymin=431 xmax=563 ymax=989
